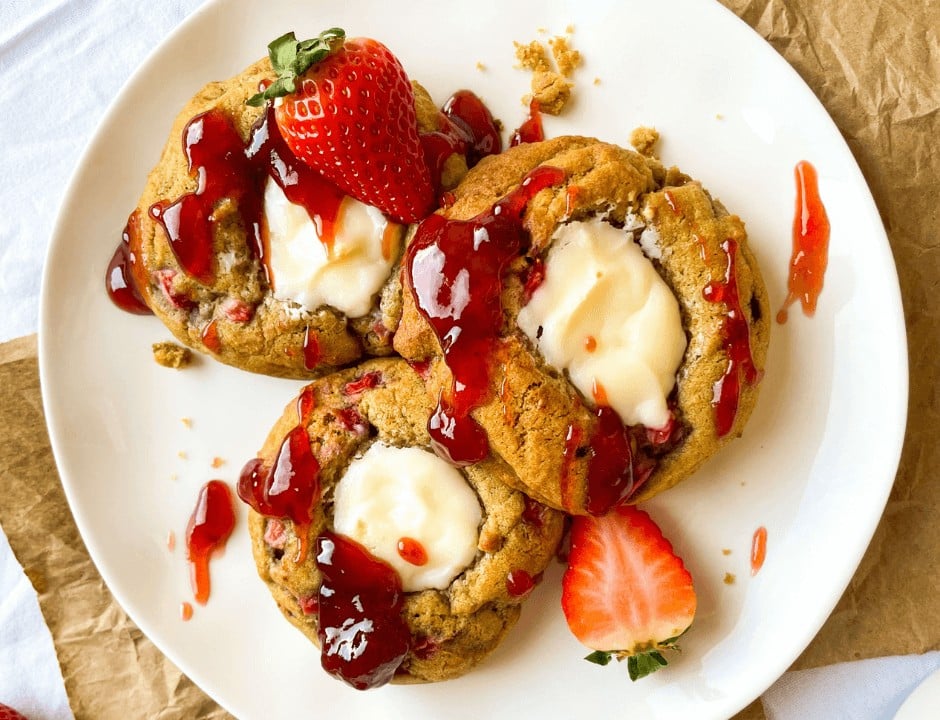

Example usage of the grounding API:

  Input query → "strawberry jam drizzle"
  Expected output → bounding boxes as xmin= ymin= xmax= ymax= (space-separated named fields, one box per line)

xmin=751 ymin=526 xmax=768 ymax=575
xmin=703 ymin=238 xmax=760 ymax=437
xmin=397 ymin=537 xmax=428 ymax=566
xmin=180 ymin=602 xmax=194 ymax=621
xmin=343 ymin=370 xmax=383 ymax=396
xmin=106 ymin=210 xmax=152 ymax=314
xmin=186 ymin=480 xmax=236 ymax=605
xmin=421 ymin=90 xmax=502 ymax=197
xmin=510 ymin=99 xmax=545 ymax=147
xmin=315 ymin=532 xmax=411 ymax=690
xmin=778 ymin=161 xmax=830 ymax=323
xmin=237 ymin=387 xmax=321 ymax=562
xmin=406 ymin=166 xmax=566 ymax=465
xmin=201 ymin=320 xmax=221 ymax=353
xmin=506 ymin=569 xmax=541 ymax=598
xmin=302 ymin=327 xmax=321 ymax=370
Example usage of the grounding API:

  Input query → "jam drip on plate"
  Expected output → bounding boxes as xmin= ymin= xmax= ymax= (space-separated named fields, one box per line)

xmin=405 ymin=165 xmax=566 ymax=465
xmin=421 ymin=90 xmax=502 ymax=197
xmin=237 ymin=387 xmax=321 ymax=562
xmin=106 ymin=210 xmax=152 ymax=314
xmin=315 ymin=531 xmax=411 ymax=690
xmin=510 ymin=99 xmax=545 ymax=147
xmin=778 ymin=160 xmax=830 ymax=323
xmin=186 ymin=480 xmax=236 ymax=605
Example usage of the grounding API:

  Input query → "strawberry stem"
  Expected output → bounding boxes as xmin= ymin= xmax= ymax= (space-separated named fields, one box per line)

xmin=247 ymin=28 xmax=346 ymax=107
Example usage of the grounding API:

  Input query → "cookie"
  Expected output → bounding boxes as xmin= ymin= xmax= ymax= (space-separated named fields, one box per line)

xmin=125 ymin=57 xmax=459 ymax=379
xmin=395 ymin=136 xmax=770 ymax=513
xmin=240 ymin=358 xmax=565 ymax=686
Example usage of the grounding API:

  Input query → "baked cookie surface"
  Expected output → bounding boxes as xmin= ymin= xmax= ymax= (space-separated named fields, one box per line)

xmin=242 ymin=358 xmax=565 ymax=685
xmin=395 ymin=136 xmax=770 ymax=512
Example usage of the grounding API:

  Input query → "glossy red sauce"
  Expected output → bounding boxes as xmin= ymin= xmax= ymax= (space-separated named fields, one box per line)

xmin=751 ymin=526 xmax=768 ymax=575
xmin=302 ymin=327 xmax=321 ymax=370
xmin=180 ymin=601 xmax=194 ymax=622
xmin=521 ymin=495 xmax=547 ymax=528
xmin=523 ymin=256 xmax=546 ymax=301
xmin=397 ymin=537 xmax=428 ymax=566
xmin=343 ymin=370 xmax=383 ymax=396
xmin=778 ymin=161 xmax=830 ymax=323
xmin=510 ymin=99 xmax=545 ymax=147
xmin=201 ymin=320 xmax=221 ymax=353
xmin=506 ymin=569 xmax=541 ymax=598
xmin=186 ymin=480 xmax=236 ymax=605
xmin=583 ymin=335 xmax=597 ymax=353
xmin=315 ymin=532 xmax=410 ymax=690
xmin=166 ymin=530 xmax=176 ymax=552
xmin=106 ymin=210 xmax=152 ymax=314
xmin=405 ymin=166 xmax=566 ymax=465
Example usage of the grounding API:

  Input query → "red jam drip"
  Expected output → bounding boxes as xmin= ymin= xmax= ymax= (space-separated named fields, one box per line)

xmin=302 ymin=327 xmax=321 ymax=370
xmin=778 ymin=161 xmax=830 ymax=323
xmin=201 ymin=320 xmax=221 ymax=353
xmin=510 ymin=99 xmax=545 ymax=147
xmin=180 ymin=602 xmax=194 ymax=621
xmin=406 ymin=166 xmax=566 ymax=466
xmin=250 ymin=103 xmax=347 ymax=260
xmin=583 ymin=406 xmax=636 ymax=515
xmin=421 ymin=90 xmax=502 ymax=197
xmin=315 ymin=532 xmax=411 ymax=690
xmin=522 ymin=256 xmax=546 ymax=301
xmin=186 ymin=480 xmax=236 ymax=605
xmin=506 ymin=569 xmax=541 ymax=598
xmin=106 ymin=210 xmax=152 ymax=314
xmin=237 ymin=425 xmax=321 ymax=563
xmin=149 ymin=110 xmax=256 ymax=284
xmin=703 ymin=238 xmax=760 ymax=437
xmin=343 ymin=370 xmax=383 ymax=396
xmin=521 ymin=496 xmax=546 ymax=529
xmin=584 ymin=335 xmax=597 ymax=353
xmin=397 ymin=537 xmax=428 ymax=566
xmin=297 ymin=385 xmax=316 ymax=425
xmin=751 ymin=526 xmax=768 ymax=575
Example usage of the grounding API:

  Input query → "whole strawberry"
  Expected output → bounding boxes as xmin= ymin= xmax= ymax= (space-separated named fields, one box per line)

xmin=561 ymin=505 xmax=696 ymax=681
xmin=248 ymin=29 xmax=434 ymax=223
xmin=0 ymin=704 xmax=28 ymax=720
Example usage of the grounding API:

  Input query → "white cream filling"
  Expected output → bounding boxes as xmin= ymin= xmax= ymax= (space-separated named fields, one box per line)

xmin=332 ymin=443 xmax=482 ymax=592
xmin=263 ymin=178 xmax=401 ymax=318
xmin=517 ymin=218 xmax=686 ymax=429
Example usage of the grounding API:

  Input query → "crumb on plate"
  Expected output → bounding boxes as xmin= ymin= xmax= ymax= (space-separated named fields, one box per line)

xmin=152 ymin=341 xmax=192 ymax=369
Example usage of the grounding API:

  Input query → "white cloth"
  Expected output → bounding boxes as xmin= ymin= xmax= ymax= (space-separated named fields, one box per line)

xmin=0 ymin=1 xmax=931 ymax=718
xmin=0 ymin=524 xmax=73 ymax=720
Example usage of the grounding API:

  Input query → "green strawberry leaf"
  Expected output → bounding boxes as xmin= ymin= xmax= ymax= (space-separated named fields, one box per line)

xmin=584 ymin=651 xmax=613 ymax=666
xmin=627 ymin=650 xmax=669 ymax=681
xmin=247 ymin=28 xmax=346 ymax=106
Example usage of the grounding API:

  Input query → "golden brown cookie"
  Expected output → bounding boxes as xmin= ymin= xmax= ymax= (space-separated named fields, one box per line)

xmin=241 ymin=358 xmax=564 ymax=686
xmin=127 ymin=58 xmax=458 ymax=379
xmin=394 ymin=136 xmax=770 ymax=513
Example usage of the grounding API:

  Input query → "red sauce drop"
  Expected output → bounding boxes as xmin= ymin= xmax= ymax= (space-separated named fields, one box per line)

xmin=405 ymin=166 xmax=566 ymax=466
xmin=751 ymin=526 xmax=768 ymax=575
xmin=343 ymin=370 xmax=383 ymax=396
xmin=106 ymin=210 xmax=152 ymax=314
xmin=237 ymin=424 xmax=321 ymax=563
xmin=510 ymin=99 xmax=545 ymax=147
xmin=583 ymin=335 xmax=597 ymax=353
xmin=523 ymin=256 xmax=546 ymax=301
xmin=521 ymin=495 xmax=546 ymax=529
xmin=296 ymin=385 xmax=316 ymax=425
xmin=778 ymin=161 xmax=830 ymax=323
xmin=166 ymin=530 xmax=176 ymax=552
xmin=584 ymin=406 xmax=636 ymax=515
xmin=702 ymin=238 xmax=760 ymax=437
xmin=506 ymin=569 xmax=541 ymax=597
xmin=315 ymin=532 xmax=411 ymax=690
xmin=397 ymin=537 xmax=428 ymax=566
xmin=565 ymin=185 xmax=582 ymax=218
xmin=186 ymin=480 xmax=236 ymax=605
xmin=591 ymin=378 xmax=608 ymax=406
xmin=302 ymin=326 xmax=321 ymax=370
xmin=180 ymin=601 xmax=194 ymax=621
xmin=201 ymin=320 xmax=221 ymax=353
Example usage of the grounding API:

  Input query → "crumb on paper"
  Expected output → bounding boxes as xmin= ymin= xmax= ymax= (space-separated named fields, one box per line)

xmin=715 ymin=112 xmax=724 ymax=120
xmin=167 ymin=530 xmax=176 ymax=552
xmin=531 ymin=70 xmax=572 ymax=116
xmin=565 ymin=23 xmax=575 ymax=34
xmin=723 ymin=573 xmax=736 ymax=585
xmin=181 ymin=417 xmax=192 ymax=429
xmin=211 ymin=456 xmax=225 ymax=469
xmin=593 ymin=76 xmax=601 ymax=86
xmin=152 ymin=341 xmax=192 ymax=369
xmin=629 ymin=126 xmax=660 ymax=157
xmin=537 ymin=26 xmax=547 ymax=34
xmin=722 ymin=548 xmax=732 ymax=556
xmin=170 ymin=473 xmax=178 ymax=482
xmin=476 ymin=61 xmax=486 ymax=71
xmin=177 ymin=451 xmax=187 ymax=460
xmin=548 ymin=35 xmax=581 ymax=77
xmin=514 ymin=40 xmax=551 ymax=73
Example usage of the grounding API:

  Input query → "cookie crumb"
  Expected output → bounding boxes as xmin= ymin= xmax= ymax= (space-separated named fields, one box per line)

xmin=177 ymin=451 xmax=187 ymax=460
xmin=537 ymin=26 xmax=547 ymax=34
xmin=152 ymin=341 xmax=192 ymax=369
xmin=723 ymin=572 xmax=736 ymax=585
xmin=170 ymin=473 xmax=178 ymax=482
xmin=716 ymin=112 xmax=724 ymax=120
xmin=593 ymin=76 xmax=601 ymax=86
xmin=565 ymin=23 xmax=575 ymax=34
xmin=531 ymin=70 xmax=572 ymax=116
xmin=211 ymin=456 xmax=225 ymax=469
xmin=549 ymin=35 xmax=581 ymax=77
xmin=629 ymin=126 xmax=660 ymax=157
xmin=476 ymin=61 xmax=486 ymax=71
xmin=722 ymin=548 xmax=732 ymax=556
xmin=181 ymin=417 xmax=192 ymax=429
xmin=514 ymin=40 xmax=551 ymax=73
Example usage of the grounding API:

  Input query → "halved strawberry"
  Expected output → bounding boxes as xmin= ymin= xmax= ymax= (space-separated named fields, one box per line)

xmin=561 ymin=505 xmax=696 ymax=681
xmin=248 ymin=29 xmax=434 ymax=224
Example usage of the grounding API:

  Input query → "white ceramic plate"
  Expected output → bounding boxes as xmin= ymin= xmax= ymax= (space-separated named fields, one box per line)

xmin=895 ymin=666 xmax=940 ymax=720
xmin=40 ymin=0 xmax=908 ymax=718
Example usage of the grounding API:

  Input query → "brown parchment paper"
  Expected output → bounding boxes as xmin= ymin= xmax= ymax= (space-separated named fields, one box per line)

xmin=0 ymin=0 xmax=937 ymax=717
